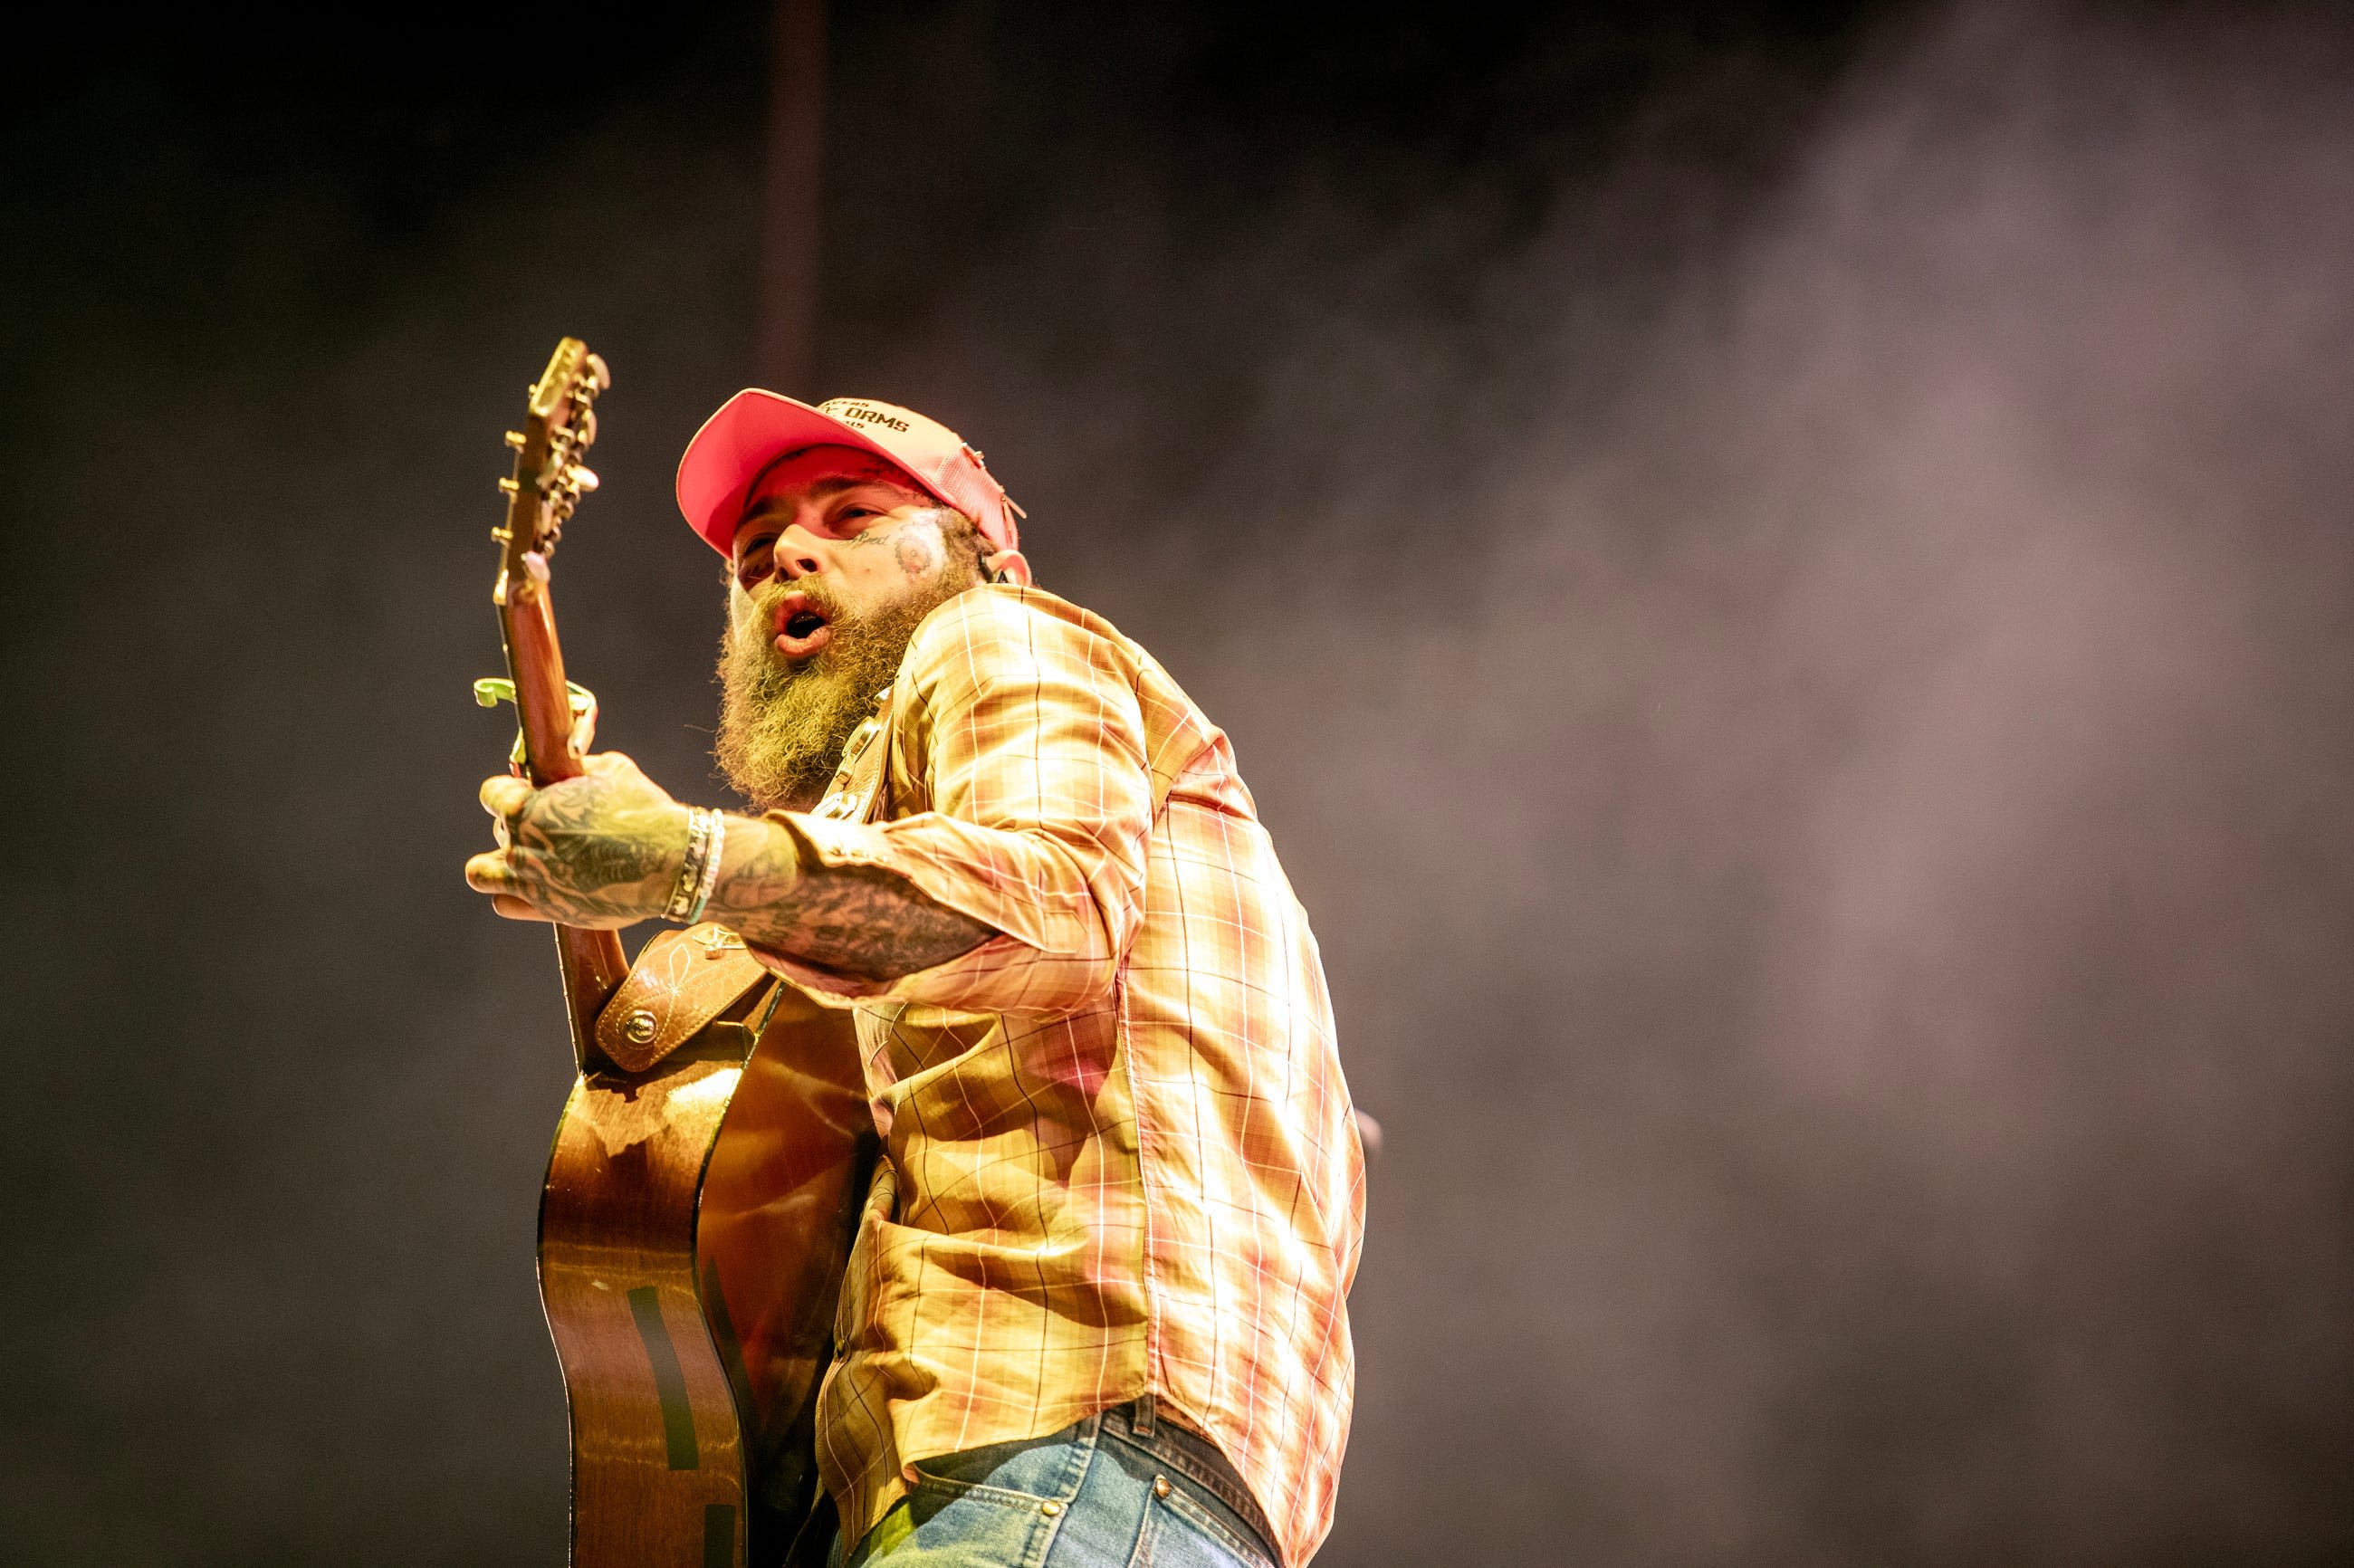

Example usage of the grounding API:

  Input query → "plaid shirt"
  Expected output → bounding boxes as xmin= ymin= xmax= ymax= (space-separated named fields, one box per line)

xmin=744 ymin=586 xmax=1364 ymax=1566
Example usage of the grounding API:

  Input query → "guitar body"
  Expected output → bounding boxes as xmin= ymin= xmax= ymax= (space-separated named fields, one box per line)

xmin=539 ymin=931 xmax=872 ymax=1568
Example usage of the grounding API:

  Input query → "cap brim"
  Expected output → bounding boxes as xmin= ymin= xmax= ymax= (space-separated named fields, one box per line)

xmin=675 ymin=389 xmax=952 ymax=555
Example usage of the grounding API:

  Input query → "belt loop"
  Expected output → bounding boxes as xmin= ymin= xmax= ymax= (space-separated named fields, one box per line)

xmin=1132 ymin=1391 xmax=1156 ymax=1438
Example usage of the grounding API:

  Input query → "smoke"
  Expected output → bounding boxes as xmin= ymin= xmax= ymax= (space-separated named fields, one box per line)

xmin=865 ymin=5 xmax=2354 ymax=1562
xmin=3 ymin=4 xmax=2349 ymax=1564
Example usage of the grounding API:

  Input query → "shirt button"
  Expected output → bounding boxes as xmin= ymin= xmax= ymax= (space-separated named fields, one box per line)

xmin=1039 ymin=1500 xmax=1063 ymax=1517
xmin=1153 ymin=1477 xmax=1172 ymax=1499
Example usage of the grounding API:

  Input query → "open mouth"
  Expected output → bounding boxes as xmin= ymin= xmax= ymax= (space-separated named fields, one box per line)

xmin=771 ymin=589 xmax=834 ymax=660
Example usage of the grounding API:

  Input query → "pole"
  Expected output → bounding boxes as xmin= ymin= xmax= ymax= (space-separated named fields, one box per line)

xmin=757 ymin=0 xmax=826 ymax=396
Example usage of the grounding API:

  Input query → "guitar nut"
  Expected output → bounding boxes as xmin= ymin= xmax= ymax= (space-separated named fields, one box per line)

xmin=622 ymin=1009 xmax=658 ymax=1046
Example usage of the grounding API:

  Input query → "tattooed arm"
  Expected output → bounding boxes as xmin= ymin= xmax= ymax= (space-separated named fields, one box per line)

xmin=703 ymin=814 xmax=997 ymax=981
xmin=466 ymin=751 xmax=993 ymax=978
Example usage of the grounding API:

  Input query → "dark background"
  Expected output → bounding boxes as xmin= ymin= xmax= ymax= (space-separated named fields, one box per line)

xmin=5 ymin=3 xmax=2351 ymax=1563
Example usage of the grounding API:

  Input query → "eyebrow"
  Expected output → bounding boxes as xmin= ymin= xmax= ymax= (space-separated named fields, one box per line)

xmin=742 ymin=473 xmax=924 ymax=521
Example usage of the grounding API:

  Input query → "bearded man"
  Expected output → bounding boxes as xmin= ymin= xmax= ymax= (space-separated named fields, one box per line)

xmin=464 ymin=393 xmax=1364 ymax=1568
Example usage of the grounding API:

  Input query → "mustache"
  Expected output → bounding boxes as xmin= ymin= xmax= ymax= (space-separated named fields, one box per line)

xmin=733 ymin=578 xmax=858 ymax=692
xmin=745 ymin=574 xmax=848 ymax=636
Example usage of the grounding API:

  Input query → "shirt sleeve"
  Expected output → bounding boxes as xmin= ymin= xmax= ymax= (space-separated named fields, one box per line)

xmin=751 ymin=588 xmax=1155 ymax=1018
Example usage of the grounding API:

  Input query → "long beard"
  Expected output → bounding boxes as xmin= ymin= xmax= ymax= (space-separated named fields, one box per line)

xmin=714 ymin=579 xmax=943 ymax=812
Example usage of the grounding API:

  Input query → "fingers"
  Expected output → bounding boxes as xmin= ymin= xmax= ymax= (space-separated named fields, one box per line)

xmin=583 ymin=750 xmax=637 ymax=778
xmin=465 ymin=848 xmax=524 ymax=897
xmin=479 ymin=775 xmax=532 ymax=851
xmin=467 ymin=851 xmax=556 ymax=923
xmin=463 ymin=849 xmax=558 ymax=922
xmin=470 ymin=780 xmax=584 ymax=924
xmin=480 ymin=773 xmax=532 ymax=821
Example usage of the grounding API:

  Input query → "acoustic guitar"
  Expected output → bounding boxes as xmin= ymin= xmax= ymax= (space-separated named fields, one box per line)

xmin=483 ymin=339 xmax=873 ymax=1567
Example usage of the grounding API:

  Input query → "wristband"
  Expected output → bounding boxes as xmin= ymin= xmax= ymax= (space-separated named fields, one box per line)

xmin=684 ymin=810 xmax=726 ymax=925
xmin=666 ymin=808 xmax=722 ymax=923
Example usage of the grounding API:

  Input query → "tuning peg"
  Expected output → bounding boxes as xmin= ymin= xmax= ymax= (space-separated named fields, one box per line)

xmin=574 ymin=408 xmax=598 ymax=445
xmin=504 ymin=430 xmax=526 ymax=449
xmin=585 ymin=352 xmax=611 ymax=390
xmin=569 ymin=464 xmax=599 ymax=492
xmin=497 ymin=477 xmax=520 ymax=495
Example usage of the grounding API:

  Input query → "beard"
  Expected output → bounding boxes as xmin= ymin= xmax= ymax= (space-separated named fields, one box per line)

xmin=714 ymin=575 xmax=952 ymax=812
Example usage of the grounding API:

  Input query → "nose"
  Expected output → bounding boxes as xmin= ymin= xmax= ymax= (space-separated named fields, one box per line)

xmin=734 ymin=506 xmax=830 ymax=590
xmin=767 ymin=522 xmax=823 ymax=583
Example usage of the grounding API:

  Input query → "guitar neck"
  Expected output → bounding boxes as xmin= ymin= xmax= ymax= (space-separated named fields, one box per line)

xmin=487 ymin=337 xmax=627 ymax=1073
xmin=500 ymin=565 xmax=629 ymax=1068
xmin=502 ymin=569 xmax=588 ymax=788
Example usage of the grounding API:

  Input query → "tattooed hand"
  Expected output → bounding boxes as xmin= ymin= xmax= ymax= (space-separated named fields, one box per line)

xmin=465 ymin=752 xmax=692 ymax=928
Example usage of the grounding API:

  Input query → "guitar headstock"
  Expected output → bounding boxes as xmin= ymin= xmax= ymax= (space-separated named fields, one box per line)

xmin=493 ymin=337 xmax=610 ymax=603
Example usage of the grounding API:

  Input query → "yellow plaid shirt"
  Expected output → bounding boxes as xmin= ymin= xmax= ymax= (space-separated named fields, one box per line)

xmin=744 ymin=585 xmax=1364 ymax=1566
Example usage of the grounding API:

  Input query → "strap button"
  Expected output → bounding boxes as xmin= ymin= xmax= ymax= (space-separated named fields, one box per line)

xmin=622 ymin=1009 xmax=658 ymax=1046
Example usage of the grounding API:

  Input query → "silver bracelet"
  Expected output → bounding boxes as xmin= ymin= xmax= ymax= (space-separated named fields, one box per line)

xmin=683 ymin=809 xmax=726 ymax=925
xmin=665 ymin=808 xmax=717 ymax=923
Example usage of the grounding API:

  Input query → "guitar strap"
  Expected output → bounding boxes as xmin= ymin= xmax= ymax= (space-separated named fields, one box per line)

xmin=808 ymin=680 xmax=896 ymax=827
xmin=592 ymin=926 xmax=770 ymax=1072
xmin=593 ymin=679 xmax=902 ymax=1070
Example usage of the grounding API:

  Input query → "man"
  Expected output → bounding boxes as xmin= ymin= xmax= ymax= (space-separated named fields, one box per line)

xmin=465 ymin=392 xmax=1364 ymax=1567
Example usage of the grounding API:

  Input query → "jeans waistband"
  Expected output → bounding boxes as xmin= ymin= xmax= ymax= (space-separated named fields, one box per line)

xmin=1098 ymin=1397 xmax=1276 ymax=1554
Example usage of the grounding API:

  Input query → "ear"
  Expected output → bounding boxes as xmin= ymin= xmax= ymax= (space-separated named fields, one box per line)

xmin=983 ymin=548 xmax=1032 ymax=588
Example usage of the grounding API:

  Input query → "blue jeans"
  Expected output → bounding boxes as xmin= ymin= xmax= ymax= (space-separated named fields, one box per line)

xmin=832 ymin=1399 xmax=1277 ymax=1568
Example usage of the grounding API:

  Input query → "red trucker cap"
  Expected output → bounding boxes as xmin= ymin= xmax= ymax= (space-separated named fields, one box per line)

xmin=675 ymin=391 xmax=1021 ymax=557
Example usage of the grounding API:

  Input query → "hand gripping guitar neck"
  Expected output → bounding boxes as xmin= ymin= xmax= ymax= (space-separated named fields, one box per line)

xmin=484 ymin=337 xmax=628 ymax=1066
